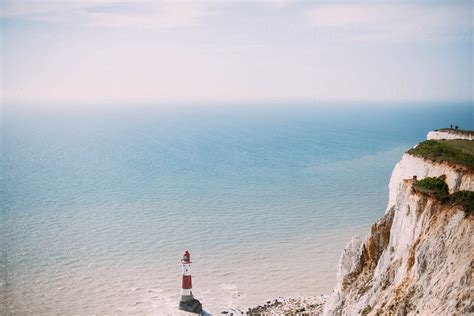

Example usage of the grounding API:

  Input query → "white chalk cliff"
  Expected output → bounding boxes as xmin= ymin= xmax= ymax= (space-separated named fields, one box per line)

xmin=427 ymin=129 xmax=474 ymax=141
xmin=323 ymin=132 xmax=473 ymax=315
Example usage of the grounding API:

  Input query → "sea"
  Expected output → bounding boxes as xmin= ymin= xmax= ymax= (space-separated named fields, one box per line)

xmin=2 ymin=102 xmax=472 ymax=314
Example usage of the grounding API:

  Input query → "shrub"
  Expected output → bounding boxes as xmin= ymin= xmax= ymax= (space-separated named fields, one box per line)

xmin=449 ymin=191 xmax=474 ymax=215
xmin=413 ymin=176 xmax=473 ymax=215
xmin=413 ymin=176 xmax=449 ymax=200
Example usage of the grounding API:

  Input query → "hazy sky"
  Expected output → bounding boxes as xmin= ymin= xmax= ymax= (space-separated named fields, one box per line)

xmin=1 ymin=0 xmax=473 ymax=105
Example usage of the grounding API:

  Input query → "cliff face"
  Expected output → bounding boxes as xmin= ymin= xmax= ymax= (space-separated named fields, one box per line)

xmin=324 ymin=134 xmax=473 ymax=315
xmin=427 ymin=130 xmax=474 ymax=141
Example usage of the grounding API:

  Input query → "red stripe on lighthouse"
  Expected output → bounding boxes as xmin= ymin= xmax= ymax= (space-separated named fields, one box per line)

xmin=182 ymin=275 xmax=192 ymax=289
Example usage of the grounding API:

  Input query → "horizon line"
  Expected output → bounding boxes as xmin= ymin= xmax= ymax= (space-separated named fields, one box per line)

xmin=2 ymin=98 xmax=472 ymax=109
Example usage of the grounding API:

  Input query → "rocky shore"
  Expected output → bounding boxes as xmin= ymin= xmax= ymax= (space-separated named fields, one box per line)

xmin=246 ymin=296 xmax=327 ymax=316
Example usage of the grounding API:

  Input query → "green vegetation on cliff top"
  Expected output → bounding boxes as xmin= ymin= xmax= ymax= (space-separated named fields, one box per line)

xmin=413 ymin=176 xmax=449 ymax=198
xmin=413 ymin=176 xmax=474 ymax=215
xmin=413 ymin=176 xmax=449 ymax=199
xmin=408 ymin=139 xmax=474 ymax=170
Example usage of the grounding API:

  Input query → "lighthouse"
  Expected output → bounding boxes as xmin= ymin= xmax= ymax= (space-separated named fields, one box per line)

xmin=179 ymin=250 xmax=203 ymax=314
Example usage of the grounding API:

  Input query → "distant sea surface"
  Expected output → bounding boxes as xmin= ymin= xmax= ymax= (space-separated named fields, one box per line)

xmin=2 ymin=103 xmax=472 ymax=314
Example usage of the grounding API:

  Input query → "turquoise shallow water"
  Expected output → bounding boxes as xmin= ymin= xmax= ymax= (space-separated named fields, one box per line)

xmin=2 ymin=103 xmax=472 ymax=314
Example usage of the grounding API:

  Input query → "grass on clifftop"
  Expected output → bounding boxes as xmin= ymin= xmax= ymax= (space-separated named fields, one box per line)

xmin=413 ymin=176 xmax=474 ymax=215
xmin=408 ymin=140 xmax=474 ymax=170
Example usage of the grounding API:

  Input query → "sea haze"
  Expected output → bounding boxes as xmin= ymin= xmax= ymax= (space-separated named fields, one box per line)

xmin=2 ymin=103 xmax=472 ymax=314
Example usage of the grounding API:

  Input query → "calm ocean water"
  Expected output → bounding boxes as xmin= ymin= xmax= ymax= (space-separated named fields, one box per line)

xmin=2 ymin=103 xmax=472 ymax=314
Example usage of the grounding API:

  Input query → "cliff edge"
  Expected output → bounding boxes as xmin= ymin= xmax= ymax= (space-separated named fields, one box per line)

xmin=427 ymin=128 xmax=474 ymax=141
xmin=323 ymin=131 xmax=473 ymax=315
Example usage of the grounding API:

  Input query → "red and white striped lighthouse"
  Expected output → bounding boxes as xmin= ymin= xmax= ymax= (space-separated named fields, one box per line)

xmin=179 ymin=250 xmax=203 ymax=314
xmin=181 ymin=250 xmax=193 ymax=301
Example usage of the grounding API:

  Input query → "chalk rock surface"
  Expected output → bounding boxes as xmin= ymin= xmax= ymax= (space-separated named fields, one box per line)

xmin=324 ymin=132 xmax=473 ymax=315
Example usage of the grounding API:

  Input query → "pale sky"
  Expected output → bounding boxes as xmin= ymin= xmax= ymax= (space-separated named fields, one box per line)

xmin=1 ymin=0 xmax=473 ymax=105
